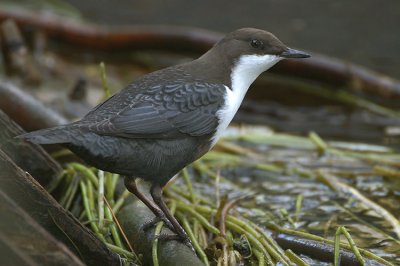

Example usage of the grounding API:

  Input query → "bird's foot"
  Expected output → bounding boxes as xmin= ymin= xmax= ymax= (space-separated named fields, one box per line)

xmin=141 ymin=216 xmax=175 ymax=232
xmin=157 ymin=233 xmax=195 ymax=252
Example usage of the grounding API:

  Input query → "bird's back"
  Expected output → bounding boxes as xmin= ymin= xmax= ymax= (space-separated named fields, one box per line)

xmin=18 ymin=62 xmax=227 ymax=182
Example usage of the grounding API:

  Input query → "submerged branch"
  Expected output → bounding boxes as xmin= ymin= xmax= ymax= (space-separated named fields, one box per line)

xmin=1 ymin=9 xmax=400 ymax=98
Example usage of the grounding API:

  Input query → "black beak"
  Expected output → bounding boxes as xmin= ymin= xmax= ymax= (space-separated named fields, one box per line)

xmin=280 ymin=48 xmax=310 ymax=58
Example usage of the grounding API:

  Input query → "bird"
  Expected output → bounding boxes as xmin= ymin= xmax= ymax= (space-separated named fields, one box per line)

xmin=18 ymin=28 xmax=310 ymax=249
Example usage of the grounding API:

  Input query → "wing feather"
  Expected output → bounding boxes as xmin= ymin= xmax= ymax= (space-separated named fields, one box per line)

xmin=83 ymin=82 xmax=227 ymax=138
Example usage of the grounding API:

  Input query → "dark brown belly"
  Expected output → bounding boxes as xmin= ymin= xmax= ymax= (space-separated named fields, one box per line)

xmin=66 ymin=132 xmax=212 ymax=186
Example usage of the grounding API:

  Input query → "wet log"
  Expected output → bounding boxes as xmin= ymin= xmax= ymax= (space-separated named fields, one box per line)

xmin=0 ymin=9 xmax=399 ymax=99
xmin=0 ymin=109 xmax=62 ymax=186
xmin=275 ymin=233 xmax=383 ymax=266
xmin=0 ymin=9 xmax=219 ymax=52
xmin=0 ymin=188 xmax=85 ymax=266
xmin=273 ymin=54 xmax=400 ymax=99
xmin=0 ymin=81 xmax=68 ymax=131
xmin=0 ymin=149 xmax=121 ymax=266
xmin=118 ymin=198 xmax=204 ymax=266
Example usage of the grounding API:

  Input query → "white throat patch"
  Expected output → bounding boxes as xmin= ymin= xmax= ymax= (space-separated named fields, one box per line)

xmin=211 ymin=54 xmax=281 ymax=146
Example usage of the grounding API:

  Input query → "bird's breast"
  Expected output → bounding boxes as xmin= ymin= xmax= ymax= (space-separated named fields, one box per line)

xmin=211 ymin=85 xmax=248 ymax=146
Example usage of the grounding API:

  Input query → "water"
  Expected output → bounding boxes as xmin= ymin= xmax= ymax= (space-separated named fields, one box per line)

xmin=194 ymin=139 xmax=400 ymax=265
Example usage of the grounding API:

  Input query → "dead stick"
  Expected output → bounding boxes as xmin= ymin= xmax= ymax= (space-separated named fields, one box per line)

xmin=0 ymin=81 xmax=68 ymax=131
xmin=1 ymin=9 xmax=400 ymax=98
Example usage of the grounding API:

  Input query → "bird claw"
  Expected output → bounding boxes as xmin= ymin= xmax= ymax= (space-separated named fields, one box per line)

xmin=141 ymin=216 xmax=175 ymax=231
xmin=156 ymin=233 xmax=195 ymax=252
xmin=156 ymin=233 xmax=182 ymax=241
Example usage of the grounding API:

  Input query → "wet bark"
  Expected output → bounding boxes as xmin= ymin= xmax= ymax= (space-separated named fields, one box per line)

xmin=275 ymin=233 xmax=383 ymax=266
xmin=118 ymin=198 xmax=204 ymax=266
xmin=0 ymin=188 xmax=85 ymax=266
xmin=0 ymin=82 xmax=68 ymax=132
xmin=0 ymin=149 xmax=121 ymax=266
xmin=1 ymin=9 xmax=399 ymax=99
xmin=0 ymin=109 xmax=62 ymax=186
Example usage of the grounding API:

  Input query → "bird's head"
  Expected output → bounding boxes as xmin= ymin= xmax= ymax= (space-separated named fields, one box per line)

xmin=216 ymin=28 xmax=310 ymax=74
xmin=197 ymin=28 xmax=310 ymax=90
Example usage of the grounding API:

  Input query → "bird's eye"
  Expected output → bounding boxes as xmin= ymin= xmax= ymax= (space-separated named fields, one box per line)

xmin=250 ymin=39 xmax=263 ymax=49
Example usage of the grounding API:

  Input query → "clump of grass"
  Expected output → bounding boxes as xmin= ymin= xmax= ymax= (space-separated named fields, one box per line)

xmin=53 ymin=162 xmax=307 ymax=265
xmin=334 ymin=226 xmax=365 ymax=266
xmin=49 ymin=128 xmax=399 ymax=265
xmin=48 ymin=163 xmax=140 ymax=265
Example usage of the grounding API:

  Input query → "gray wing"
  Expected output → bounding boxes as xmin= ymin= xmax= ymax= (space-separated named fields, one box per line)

xmin=84 ymin=82 xmax=227 ymax=138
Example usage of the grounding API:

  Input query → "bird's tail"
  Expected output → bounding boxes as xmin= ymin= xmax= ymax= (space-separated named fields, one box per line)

xmin=17 ymin=125 xmax=75 ymax=145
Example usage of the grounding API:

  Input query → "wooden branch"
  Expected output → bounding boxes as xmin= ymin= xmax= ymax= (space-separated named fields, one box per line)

xmin=0 ymin=149 xmax=121 ymax=266
xmin=275 ymin=233 xmax=384 ymax=266
xmin=272 ymin=53 xmax=400 ymax=99
xmin=0 ymin=81 xmax=68 ymax=131
xmin=0 ymin=188 xmax=85 ymax=266
xmin=0 ymin=9 xmax=220 ymax=52
xmin=0 ymin=109 xmax=62 ymax=186
xmin=118 ymin=199 xmax=204 ymax=266
xmin=1 ymin=9 xmax=399 ymax=98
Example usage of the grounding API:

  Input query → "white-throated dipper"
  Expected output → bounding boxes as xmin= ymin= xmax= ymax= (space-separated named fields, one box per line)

xmin=19 ymin=28 xmax=310 ymax=248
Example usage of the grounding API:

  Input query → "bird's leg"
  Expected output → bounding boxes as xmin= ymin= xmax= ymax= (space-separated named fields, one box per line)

xmin=150 ymin=183 xmax=194 ymax=251
xmin=124 ymin=177 xmax=174 ymax=230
